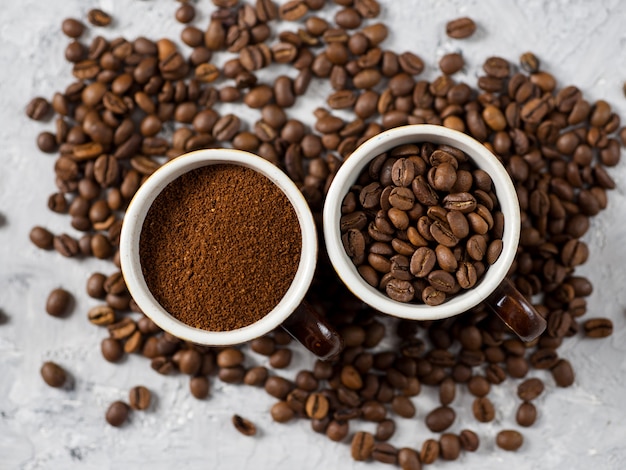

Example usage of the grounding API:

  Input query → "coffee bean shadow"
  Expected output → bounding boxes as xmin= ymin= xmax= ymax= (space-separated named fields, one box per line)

xmin=62 ymin=370 xmax=77 ymax=392
xmin=148 ymin=392 xmax=159 ymax=412
xmin=0 ymin=308 xmax=9 ymax=325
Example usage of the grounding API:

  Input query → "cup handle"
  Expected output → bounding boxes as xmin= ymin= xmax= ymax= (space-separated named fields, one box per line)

xmin=486 ymin=278 xmax=547 ymax=342
xmin=281 ymin=301 xmax=344 ymax=361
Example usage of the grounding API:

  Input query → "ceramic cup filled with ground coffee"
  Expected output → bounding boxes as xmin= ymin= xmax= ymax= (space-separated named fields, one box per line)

xmin=324 ymin=124 xmax=546 ymax=342
xmin=120 ymin=149 xmax=342 ymax=359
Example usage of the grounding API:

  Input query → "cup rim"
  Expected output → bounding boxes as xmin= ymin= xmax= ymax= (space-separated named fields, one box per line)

xmin=322 ymin=124 xmax=521 ymax=321
xmin=119 ymin=148 xmax=317 ymax=345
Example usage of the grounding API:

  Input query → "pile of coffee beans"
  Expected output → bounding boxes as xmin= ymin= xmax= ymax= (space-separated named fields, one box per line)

xmin=27 ymin=0 xmax=619 ymax=465
xmin=340 ymin=141 xmax=504 ymax=305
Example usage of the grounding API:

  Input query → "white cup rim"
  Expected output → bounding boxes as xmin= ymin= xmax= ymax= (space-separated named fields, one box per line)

xmin=323 ymin=124 xmax=521 ymax=321
xmin=119 ymin=149 xmax=317 ymax=345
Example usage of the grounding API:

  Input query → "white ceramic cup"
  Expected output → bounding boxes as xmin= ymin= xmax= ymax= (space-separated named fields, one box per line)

xmin=323 ymin=125 xmax=546 ymax=341
xmin=120 ymin=149 xmax=342 ymax=359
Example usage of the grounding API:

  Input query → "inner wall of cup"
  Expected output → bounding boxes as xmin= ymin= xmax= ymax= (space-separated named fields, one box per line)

xmin=325 ymin=125 xmax=519 ymax=321
xmin=122 ymin=150 xmax=316 ymax=345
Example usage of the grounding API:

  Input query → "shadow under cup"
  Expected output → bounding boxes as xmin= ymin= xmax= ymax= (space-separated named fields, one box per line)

xmin=323 ymin=125 xmax=546 ymax=341
xmin=119 ymin=149 xmax=319 ymax=347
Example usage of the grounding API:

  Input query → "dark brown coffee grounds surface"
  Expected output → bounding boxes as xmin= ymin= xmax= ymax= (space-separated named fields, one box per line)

xmin=139 ymin=164 xmax=301 ymax=331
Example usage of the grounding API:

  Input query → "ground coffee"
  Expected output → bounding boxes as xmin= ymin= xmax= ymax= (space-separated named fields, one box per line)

xmin=139 ymin=163 xmax=301 ymax=331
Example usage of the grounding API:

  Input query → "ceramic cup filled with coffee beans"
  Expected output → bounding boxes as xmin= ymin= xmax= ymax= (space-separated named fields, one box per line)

xmin=324 ymin=124 xmax=546 ymax=341
xmin=120 ymin=149 xmax=342 ymax=359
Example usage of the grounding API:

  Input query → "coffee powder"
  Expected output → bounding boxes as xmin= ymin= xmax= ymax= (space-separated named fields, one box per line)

xmin=139 ymin=163 xmax=301 ymax=331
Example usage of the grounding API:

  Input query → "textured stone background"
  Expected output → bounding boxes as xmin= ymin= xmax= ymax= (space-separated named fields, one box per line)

xmin=1 ymin=0 xmax=626 ymax=469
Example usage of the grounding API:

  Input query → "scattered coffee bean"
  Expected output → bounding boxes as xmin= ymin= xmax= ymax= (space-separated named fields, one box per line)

xmin=105 ymin=401 xmax=130 ymax=427
xmin=61 ymin=18 xmax=85 ymax=38
xmin=517 ymin=377 xmax=544 ymax=401
xmin=45 ymin=288 xmax=73 ymax=317
xmin=472 ymin=396 xmax=495 ymax=422
xmin=439 ymin=433 xmax=461 ymax=460
xmin=419 ymin=439 xmax=440 ymax=464
xmin=372 ymin=442 xmax=398 ymax=464
xmin=87 ymin=8 xmax=112 ymax=26
xmin=326 ymin=419 xmax=349 ymax=441
xmin=551 ymin=359 xmax=575 ymax=387
xmin=101 ymin=337 xmax=124 ymax=362
xmin=30 ymin=226 xmax=54 ymax=249
xmin=40 ymin=361 xmax=67 ymax=388
xmin=232 ymin=414 xmax=257 ymax=436
xmin=129 ymin=386 xmax=151 ymax=410
xmin=516 ymin=401 xmax=537 ymax=427
xmin=271 ymin=401 xmax=295 ymax=423
xmin=190 ymin=376 xmax=210 ymax=399
xmin=583 ymin=318 xmax=613 ymax=338
xmin=446 ymin=17 xmax=477 ymax=39
xmin=459 ymin=429 xmax=480 ymax=451
xmin=25 ymin=3 xmax=620 ymax=465
xmin=496 ymin=430 xmax=524 ymax=451
xmin=425 ymin=405 xmax=455 ymax=431
xmin=351 ymin=431 xmax=375 ymax=461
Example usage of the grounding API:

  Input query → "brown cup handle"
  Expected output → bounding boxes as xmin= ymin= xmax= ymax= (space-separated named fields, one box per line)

xmin=281 ymin=301 xmax=344 ymax=361
xmin=486 ymin=278 xmax=547 ymax=342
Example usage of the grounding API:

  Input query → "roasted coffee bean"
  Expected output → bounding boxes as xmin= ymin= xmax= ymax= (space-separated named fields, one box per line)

xmin=271 ymin=401 xmax=295 ymax=423
xmin=190 ymin=376 xmax=210 ymax=399
xmin=88 ymin=305 xmax=116 ymax=326
xmin=265 ymin=376 xmax=293 ymax=399
xmin=218 ymin=366 xmax=245 ymax=383
xmin=439 ymin=377 xmax=456 ymax=405
xmin=177 ymin=349 xmax=202 ymax=375
xmin=472 ymin=396 xmax=495 ymax=422
xmin=374 ymin=419 xmax=396 ymax=441
xmin=45 ymin=288 xmax=73 ymax=317
xmin=101 ymin=337 xmax=123 ymax=362
xmin=551 ymin=359 xmax=575 ymax=387
xmin=391 ymin=395 xmax=415 ymax=418
xmin=175 ymin=3 xmax=195 ymax=23
xmin=244 ymin=366 xmax=269 ymax=387
xmin=54 ymin=234 xmax=80 ymax=257
xmin=326 ymin=419 xmax=349 ymax=441
xmin=269 ymin=348 xmax=292 ymax=369
xmin=88 ymin=8 xmax=112 ymax=27
xmin=439 ymin=52 xmax=464 ymax=75
xmin=306 ymin=392 xmax=329 ymax=419
xmin=61 ymin=18 xmax=85 ymax=38
xmin=530 ymin=348 xmax=559 ymax=369
xmin=217 ymin=348 xmax=244 ymax=368
xmin=232 ymin=414 xmax=257 ymax=436
xmin=250 ymin=336 xmax=276 ymax=356
xmin=459 ymin=429 xmax=480 ymax=451
xmin=446 ymin=17 xmax=476 ymax=39
xmin=397 ymin=448 xmax=420 ymax=470
xmin=361 ymin=400 xmax=386 ymax=422
xmin=41 ymin=361 xmax=67 ymax=388
xmin=351 ymin=431 xmax=375 ymax=461
xmin=26 ymin=97 xmax=51 ymax=121
xmin=425 ymin=405 xmax=455 ymax=432
xmin=583 ymin=318 xmax=613 ymax=338
xmin=37 ymin=131 xmax=57 ymax=152
xmin=516 ymin=401 xmax=537 ymax=427
xmin=30 ymin=226 xmax=54 ymax=249
xmin=496 ymin=430 xmax=524 ymax=451
xmin=372 ymin=442 xmax=398 ymax=465
xmin=129 ymin=385 xmax=151 ymax=410
xmin=420 ymin=439 xmax=440 ymax=464
xmin=87 ymin=272 xmax=107 ymax=299
xmin=439 ymin=433 xmax=461 ymax=460
xmin=108 ymin=318 xmax=137 ymax=340
xmin=105 ymin=401 xmax=130 ymax=427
